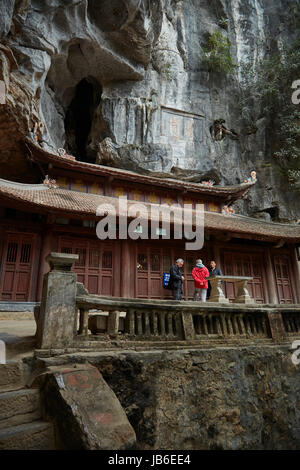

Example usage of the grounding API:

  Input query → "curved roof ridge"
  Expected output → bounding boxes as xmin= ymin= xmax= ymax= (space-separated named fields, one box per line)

xmin=0 ymin=178 xmax=48 ymax=191
xmin=24 ymin=139 xmax=255 ymax=196
xmin=211 ymin=211 xmax=299 ymax=227
xmin=0 ymin=182 xmax=299 ymax=242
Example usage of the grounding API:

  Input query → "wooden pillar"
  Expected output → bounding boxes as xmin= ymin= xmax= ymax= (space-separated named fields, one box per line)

xmin=0 ymin=225 xmax=7 ymax=291
xmin=37 ymin=229 xmax=53 ymax=301
xmin=113 ymin=242 xmax=121 ymax=297
xmin=289 ymin=245 xmax=300 ymax=304
xmin=265 ymin=247 xmax=278 ymax=304
xmin=120 ymin=239 xmax=131 ymax=298
xmin=212 ymin=243 xmax=222 ymax=269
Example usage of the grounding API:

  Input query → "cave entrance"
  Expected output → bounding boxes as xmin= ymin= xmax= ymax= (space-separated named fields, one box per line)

xmin=64 ymin=77 xmax=102 ymax=163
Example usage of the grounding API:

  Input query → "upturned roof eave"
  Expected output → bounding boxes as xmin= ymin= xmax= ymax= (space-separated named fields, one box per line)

xmin=0 ymin=183 xmax=299 ymax=243
xmin=24 ymin=139 xmax=254 ymax=200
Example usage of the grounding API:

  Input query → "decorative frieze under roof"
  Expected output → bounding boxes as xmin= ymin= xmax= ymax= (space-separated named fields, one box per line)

xmin=0 ymin=178 xmax=299 ymax=242
xmin=24 ymin=139 xmax=254 ymax=203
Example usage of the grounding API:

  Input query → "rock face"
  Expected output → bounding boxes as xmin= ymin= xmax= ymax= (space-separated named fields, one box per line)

xmin=40 ymin=363 xmax=136 ymax=450
xmin=89 ymin=346 xmax=300 ymax=450
xmin=0 ymin=0 xmax=299 ymax=220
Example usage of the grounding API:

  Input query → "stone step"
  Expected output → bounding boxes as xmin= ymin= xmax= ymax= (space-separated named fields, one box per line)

xmin=0 ymin=421 xmax=55 ymax=450
xmin=0 ymin=361 xmax=24 ymax=392
xmin=0 ymin=388 xmax=41 ymax=430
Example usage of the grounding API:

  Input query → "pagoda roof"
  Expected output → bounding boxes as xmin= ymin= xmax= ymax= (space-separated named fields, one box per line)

xmin=25 ymin=139 xmax=254 ymax=201
xmin=0 ymin=178 xmax=299 ymax=243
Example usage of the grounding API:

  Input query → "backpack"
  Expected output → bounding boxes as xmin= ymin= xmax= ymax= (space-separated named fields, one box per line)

xmin=163 ymin=272 xmax=172 ymax=290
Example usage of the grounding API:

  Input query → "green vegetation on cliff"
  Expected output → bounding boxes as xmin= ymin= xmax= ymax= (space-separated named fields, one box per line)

xmin=240 ymin=39 xmax=300 ymax=189
xmin=202 ymin=31 xmax=236 ymax=74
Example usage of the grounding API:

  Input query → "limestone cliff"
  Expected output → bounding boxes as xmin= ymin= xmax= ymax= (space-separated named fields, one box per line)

xmin=0 ymin=0 xmax=299 ymax=220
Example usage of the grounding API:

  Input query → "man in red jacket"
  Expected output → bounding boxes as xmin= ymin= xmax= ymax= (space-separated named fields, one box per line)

xmin=192 ymin=259 xmax=209 ymax=302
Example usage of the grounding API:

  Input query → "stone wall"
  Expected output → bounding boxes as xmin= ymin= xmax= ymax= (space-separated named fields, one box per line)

xmin=84 ymin=345 xmax=300 ymax=450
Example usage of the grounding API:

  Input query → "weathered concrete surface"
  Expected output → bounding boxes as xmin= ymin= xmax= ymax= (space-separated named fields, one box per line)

xmin=0 ymin=361 xmax=25 ymax=392
xmin=0 ymin=358 xmax=55 ymax=450
xmin=267 ymin=311 xmax=287 ymax=343
xmin=0 ymin=388 xmax=41 ymax=429
xmin=36 ymin=345 xmax=300 ymax=450
xmin=40 ymin=363 xmax=136 ymax=450
xmin=0 ymin=421 xmax=55 ymax=450
xmin=36 ymin=253 xmax=78 ymax=350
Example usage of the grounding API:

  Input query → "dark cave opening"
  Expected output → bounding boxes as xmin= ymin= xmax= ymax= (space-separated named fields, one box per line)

xmin=64 ymin=78 xmax=102 ymax=163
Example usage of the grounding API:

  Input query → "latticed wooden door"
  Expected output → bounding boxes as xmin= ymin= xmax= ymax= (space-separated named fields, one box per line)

xmin=135 ymin=244 xmax=210 ymax=300
xmin=58 ymin=237 xmax=114 ymax=296
xmin=273 ymin=255 xmax=294 ymax=304
xmin=136 ymin=246 xmax=172 ymax=299
xmin=222 ymin=251 xmax=265 ymax=303
xmin=0 ymin=233 xmax=36 ymax=301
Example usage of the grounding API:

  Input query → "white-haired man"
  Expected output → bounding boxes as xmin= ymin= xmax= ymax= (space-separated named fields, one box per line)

xmin=169 ymin=258 xmax=185 ymax=300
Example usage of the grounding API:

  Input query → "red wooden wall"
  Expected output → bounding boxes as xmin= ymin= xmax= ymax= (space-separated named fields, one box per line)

xmin=0 ymin=229 xmax=298 ymax=304
xmin=0 ymin=232 xmax=38 ymax=301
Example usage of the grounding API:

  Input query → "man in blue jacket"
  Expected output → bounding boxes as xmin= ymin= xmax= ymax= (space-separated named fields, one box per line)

xmin=207 ymin=260 xmax=223 ymax=299
xmin=169 ymin=259 xmax=185 ymax=300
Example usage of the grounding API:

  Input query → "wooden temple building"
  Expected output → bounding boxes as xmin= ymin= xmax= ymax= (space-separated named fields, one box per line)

xmin=0 ymin=139 xmax=299 ymax=306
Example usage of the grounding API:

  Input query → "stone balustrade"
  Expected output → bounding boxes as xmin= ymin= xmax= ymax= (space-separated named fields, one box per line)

xmin=35 ymin=252 xmax=300 ymax=353
xmin=282 ymin=311 xmax=300 ymax=335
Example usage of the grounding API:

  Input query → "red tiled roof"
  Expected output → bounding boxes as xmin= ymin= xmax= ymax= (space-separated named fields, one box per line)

xmin=0 ymin=179 xmax=299 ymax=242
xmin=24 ymin=139 xmax=254 ymax=200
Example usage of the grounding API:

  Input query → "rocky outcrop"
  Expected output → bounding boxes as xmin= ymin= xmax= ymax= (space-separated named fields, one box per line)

xmin=0 ymin=0 xmax=299 ymax=220
xmin=39 ymin=363 xmax=136 ymax=450
xmin=90 ymin=346 xmax=300 ymax=450
xmin=33 ymin=345 xmax=300 ymax=450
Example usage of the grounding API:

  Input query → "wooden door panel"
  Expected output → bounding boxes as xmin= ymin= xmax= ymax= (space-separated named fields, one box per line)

xmin=87 ymin=275 xmax=98 ymax=294
xmin=16 ymin=271 xmax=30 ymax=293
xmin=137 ymin=277 xmax=148 ymax=297
xmin=58 ymin=237 xmax=114 ymax=296
xmin=273 ymin=255 xmax=294 ymax=304
xmin=0 ymin=234 xmax=36 ymax=301
xmin=136 ymin=246 xmax=171 ymax=299
xmin=2 ymin=269 xmax=14 ymax=293
xmin=101 ymin=276 xmax=112 ymax=296
xmin=135 ymin=245 xmax=211 ymax=300
xmin=222 ymin=251 xmax=265 ymax=303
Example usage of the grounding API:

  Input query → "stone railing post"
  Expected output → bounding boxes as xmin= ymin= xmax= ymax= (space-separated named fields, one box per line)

xmin=207 ymin=277 xmax=229 ymax=303
xmin=36 ymin=252 xmax=79 ymax=349
xmin=233 ymin=279 xmax=255 ymax=304
xmin=107 ymin=310 xmax=120 ymax=337
xmin=266 ymin=310 xmax=286 ymax=342
xmin=78 ymin=308 xmax=89 ymax=336
xmin=181 ymin=310 xmax=195 ymax=341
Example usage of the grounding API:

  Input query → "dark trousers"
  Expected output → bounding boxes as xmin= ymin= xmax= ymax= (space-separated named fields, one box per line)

xmin=207 ymin=282 xmax=211 ymax=299
xmin=173 ymin=288 xmax=182 ymax=300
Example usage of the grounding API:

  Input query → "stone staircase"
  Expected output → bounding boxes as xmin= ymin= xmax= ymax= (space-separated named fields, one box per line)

xmin=0 ymin=360 xmax=55 ymax=450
